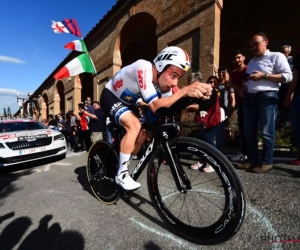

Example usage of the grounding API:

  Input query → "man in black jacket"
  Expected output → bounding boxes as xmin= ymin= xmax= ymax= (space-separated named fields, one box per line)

xmin=83 ymin=101 xmax=105 ymax=143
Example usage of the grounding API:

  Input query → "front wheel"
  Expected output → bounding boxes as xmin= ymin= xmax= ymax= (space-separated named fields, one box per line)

xmin=147 ymin=137 xmax=246 ymax=245
xmin=86 ymin=141 xmax=120 ymax=204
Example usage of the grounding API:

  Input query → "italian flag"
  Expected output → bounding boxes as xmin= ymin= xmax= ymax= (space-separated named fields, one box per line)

xmin=54 ymin=53 xmax=95 ymax=80
xmin=64 ymin=39 xmax=87 ymax=52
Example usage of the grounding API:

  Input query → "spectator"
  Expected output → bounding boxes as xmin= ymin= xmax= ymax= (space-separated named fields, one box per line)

xmin=48 ymin=115 xmax=57 ymax=127
xmin=42 ymin=119 xmax=48 ymax=126
xmin=281 ymin=45 xmax=293 ymax=70
xmin=229 ymin=50 xmax=248 ymax=162
xmin=74 ymin=103 xmax=90 ymax=152
xmin=84 ymin=101 xmax=105 ymax=143
xmin=187 ymin=74 xmax=225 ymax=172
xmin=285 ymin=53 xmax=300 ymax=165
xmin=218 ymin=67 xmax=235 ymax=119
xmin=57 ymin=114 xmax=66 ymax=130
xmin=237 ymin=32 xmax=292 ymax=173
xmin=85 ymin=97 xmax=94 ymax=114
xmin=68 ymin=110 xmax=77 ymax=151
xmin=277 ymin=45 xmax=293 ymax=125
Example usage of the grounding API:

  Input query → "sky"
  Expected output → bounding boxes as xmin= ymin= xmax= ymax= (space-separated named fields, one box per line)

xmin=0 ymin=0 xmax=118 ymax=115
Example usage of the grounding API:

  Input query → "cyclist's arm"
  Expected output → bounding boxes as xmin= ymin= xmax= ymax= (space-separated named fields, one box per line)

xmin=148 ymin=88 xmax=187 ymax=113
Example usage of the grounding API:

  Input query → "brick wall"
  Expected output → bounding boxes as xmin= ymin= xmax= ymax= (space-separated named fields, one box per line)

xmin=34 ymin=0 xmax=221 ymax=121
xmin=87 ymin=0 xmax=218 ymax=83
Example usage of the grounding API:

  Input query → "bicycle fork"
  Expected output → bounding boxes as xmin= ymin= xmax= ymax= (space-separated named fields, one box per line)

xmin=160 ymin=139 xmax=191 ymax=193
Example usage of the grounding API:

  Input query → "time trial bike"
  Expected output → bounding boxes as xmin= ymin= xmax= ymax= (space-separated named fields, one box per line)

xmin=86 ymin=98 xmax=246 ymax=245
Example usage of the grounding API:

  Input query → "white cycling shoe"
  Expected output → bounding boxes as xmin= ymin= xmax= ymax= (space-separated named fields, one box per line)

xmin=115 ymin=170 xmax=141 ymax=190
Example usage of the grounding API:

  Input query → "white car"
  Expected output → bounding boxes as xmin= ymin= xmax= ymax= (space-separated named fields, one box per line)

xmin=0 ymin=118 xmax=67 ymax=167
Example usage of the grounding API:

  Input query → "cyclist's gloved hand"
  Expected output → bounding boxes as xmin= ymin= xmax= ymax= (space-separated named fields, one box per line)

xmin=184 ymin=81 xmax=212 ymax=99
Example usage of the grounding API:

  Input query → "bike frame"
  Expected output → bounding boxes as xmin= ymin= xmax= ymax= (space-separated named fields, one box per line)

xmin=109 ymin=123 xmax=192 ymax=192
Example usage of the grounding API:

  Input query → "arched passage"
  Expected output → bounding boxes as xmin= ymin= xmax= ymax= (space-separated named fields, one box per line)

xmin=80 ymin=73 xmax=94 ymax=102
xmin=56 ymin=81 xmax=65 ymax=114
xmin=42 ymin=93 xmax=49 ymax=120
xmin=120 ymin=13 xmax=157 ymax=67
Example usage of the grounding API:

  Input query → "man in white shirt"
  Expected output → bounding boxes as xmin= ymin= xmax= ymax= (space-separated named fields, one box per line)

xmin=237 ymin=32 xmax=292 ymax=173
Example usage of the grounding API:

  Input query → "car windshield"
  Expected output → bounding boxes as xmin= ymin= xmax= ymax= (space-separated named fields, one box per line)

xmin=0 ymin=121 xmax=48 ymax=132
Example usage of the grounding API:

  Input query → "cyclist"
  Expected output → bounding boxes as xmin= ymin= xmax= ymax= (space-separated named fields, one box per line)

xmin=100 ymin=46 xmax=212 ymax=190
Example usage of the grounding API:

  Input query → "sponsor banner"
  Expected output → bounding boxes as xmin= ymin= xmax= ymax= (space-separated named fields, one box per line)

xmin=0 ymin=131 xmax=50 ymax=141
xmin=18 ymin=134 xmax=48 ymax=141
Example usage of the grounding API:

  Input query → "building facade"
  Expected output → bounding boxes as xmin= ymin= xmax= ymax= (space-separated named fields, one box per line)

xmin=28 ymin=0 xmax=300 ymax=120
xmin=30 ymin=0 xmax=223 ymax=119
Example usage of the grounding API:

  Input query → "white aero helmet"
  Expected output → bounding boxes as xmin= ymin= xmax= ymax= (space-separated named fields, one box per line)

xmin=153 ymin=46 xmax=191 ymax=73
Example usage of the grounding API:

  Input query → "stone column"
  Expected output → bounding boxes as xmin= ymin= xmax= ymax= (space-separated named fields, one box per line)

xmin=73 ymin=75 xmax=82 ymax=114
xmin=53 ymin=93 xmax=60 ymax=115
xmin=41 ymin=101 xmax=47 ymax=120
xmin=199 ymin=1 xmax=222 ymax=80
xmin=113 ymin=37 xmax=122 ymax=75
xmin=213 ymin=0 xmax=223 ymax=73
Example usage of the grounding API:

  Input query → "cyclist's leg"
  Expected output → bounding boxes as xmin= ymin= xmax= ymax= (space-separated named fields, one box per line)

xmin=132 ymin=129 xmax=147 ymax=158
xmin=100 ymin=88 xmax=140 ymax=190
xmin=117 ymin=111 xmax=141 ymax=190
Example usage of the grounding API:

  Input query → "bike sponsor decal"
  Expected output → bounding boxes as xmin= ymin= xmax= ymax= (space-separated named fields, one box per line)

xmin=131 ymin=138 xmax=155 ymax=178
xmin=187 ymin=146 xmax=234 ymax=233
xmin=93 ymin=154 xmax=102 ymax=169
xmin=137 ymin=69 xmax=146 ymax=90
xmin=235 ymin=192 xmax=245 ymax=233
xmin=98 ymin=189 xmax=118 ymax=200
xmin=113 ymin=79 xmax=123 ymax=91
xmin=151 ymin=166 xmax=156 ymax=193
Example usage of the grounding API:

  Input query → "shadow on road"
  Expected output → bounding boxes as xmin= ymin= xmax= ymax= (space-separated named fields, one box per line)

xmin=0 ymin=156 xmax=65 ymax=201
xmin=74 ymin=166 xmax=168 ymax=232
xmin=0 ymin=214 xmax=85 ymax=250
xmin=0 ymin=212 xmax=15 ymax=225
xmin=144 ymin=241 xmax=162 ymax=250
xmin=74 ymin=166 xmax=96 ymax=197
xmin=0 ymin=155 xmax=65 ymax=175
xmin=272 ymin=166 xmax=300 ymax=178
xmin=124 ymin=192 xmax=168 ymax=231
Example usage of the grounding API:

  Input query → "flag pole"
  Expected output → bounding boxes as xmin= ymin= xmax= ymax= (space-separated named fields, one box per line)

xmin=81 ymin=37 xmax=100 ymax=84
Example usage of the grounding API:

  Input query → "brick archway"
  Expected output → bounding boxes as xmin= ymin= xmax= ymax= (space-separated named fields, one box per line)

xmin=112 ymin=2 xmax=164 ymax=74
xmin=120 ymin=12 xmax=157 ymax=67
xmin=55 ymin=81 xmax=65 ymax=115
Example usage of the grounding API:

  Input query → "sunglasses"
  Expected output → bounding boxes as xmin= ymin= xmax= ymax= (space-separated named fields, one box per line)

xmin=208 ymin=80 xmax=215 ymax=84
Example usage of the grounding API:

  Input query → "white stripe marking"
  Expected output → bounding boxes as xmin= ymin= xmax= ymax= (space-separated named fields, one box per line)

xmin=0 ymin=168 xmax=42 ymax=180
xmin=66 ymin=152 xmax=81 ymax=158
xmin=44 ymin=164 xmax=51 ymax=171
xmin=52 ymin=162 xmax=71 ymax=166
xmin=247 ymin=205 xmax=282 ymax=250
xmin=161 ymin=188 xmax=282 ymax=250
